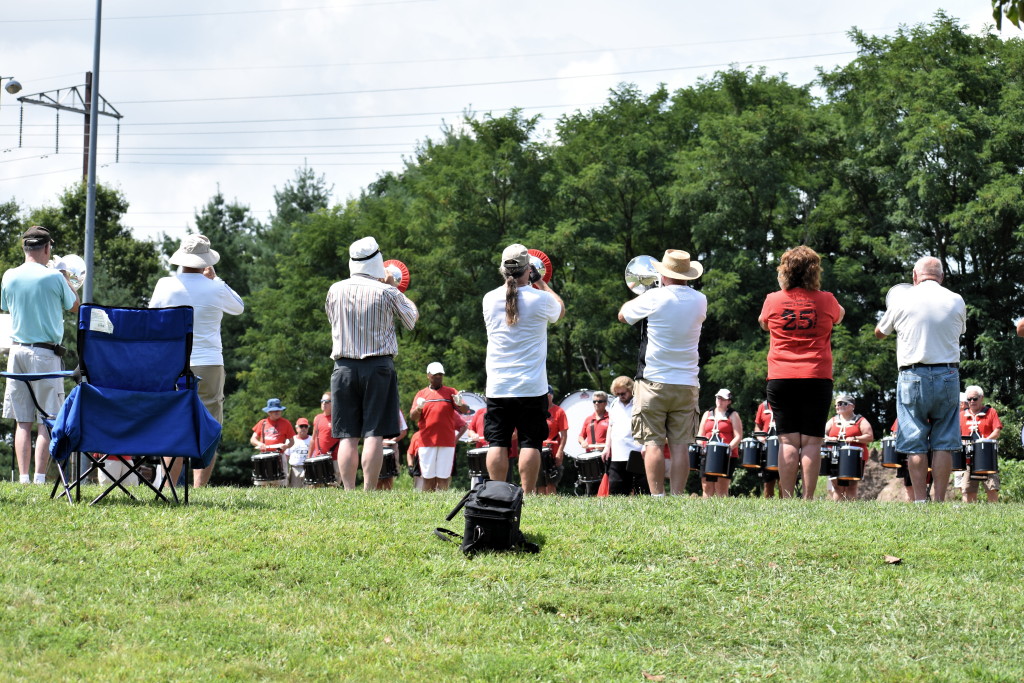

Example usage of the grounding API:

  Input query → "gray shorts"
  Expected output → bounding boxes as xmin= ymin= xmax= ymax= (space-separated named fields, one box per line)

xmin=2 ymin=346 xmax=65 ymax=423
xmin=331 ymin=356 xmax=401 ymax=439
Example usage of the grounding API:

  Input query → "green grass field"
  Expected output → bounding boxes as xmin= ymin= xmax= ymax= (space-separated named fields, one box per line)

xmin=2 ymin=483 xmax=1021 ymax=681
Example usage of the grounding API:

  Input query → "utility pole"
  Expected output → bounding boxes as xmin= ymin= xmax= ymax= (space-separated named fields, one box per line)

xmin=17 ymin=71 xmax=122 ymax=182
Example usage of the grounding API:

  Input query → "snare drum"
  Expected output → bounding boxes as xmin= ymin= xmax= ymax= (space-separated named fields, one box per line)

xmin=467 ymin=447 xmax=489 ymax=478
xmin=881 ymin=436 xmax=900 ymax=468
xmin=688 ymin=442 xmax=703 ymax=469
xmin=952 ymin=439 xmax=970 ymax=472
xmin=836 ymin=445 xmax=863 ymax=481
xmin=740 ymin=438 xmax=761 ymax=469
xmin=303 ymin=455 xmax=336 ymax=486
xmin=819 ymin=443 xmax=838 ymax=478
xmin=379 ymin=447 xmax=399 ymax=479
xmin=252 ymin=453 xmax=285 ymax=482
xmin=764 ymin=436 xmax=780 ymax=471
xmin=572 ymin=453 xmax=604 ymax=483
xmin=703 ymin=441 xmax=731 ymax=478
xmin=972 ymin=438 xmax=998 ymax=474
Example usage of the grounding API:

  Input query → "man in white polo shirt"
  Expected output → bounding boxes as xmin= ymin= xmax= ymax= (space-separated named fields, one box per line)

xmin=618 ymin=249 xmax=707 ymax=496
xmin=875 ymin=256 xmax=966 ymax=503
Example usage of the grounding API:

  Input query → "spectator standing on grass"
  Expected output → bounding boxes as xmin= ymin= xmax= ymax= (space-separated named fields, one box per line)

xmin=758 ymin=246 xmax=845 ymax=500
xmin=601 ymin=377 xmax=650 ymax=496
xmin=617 ymin=249 xmax=706 ymax=497
xmin=150 ymin=234 xmax=244 ymax=487
xmin=2 ymin=226 xmax=79 ymax=485
xmin=482 ymin=244 xmax=564 ymax=493
xmin=875 ymin=256 xmax=965 ymax=503
xmin=326 ymin=236 xmax=418 ymax=491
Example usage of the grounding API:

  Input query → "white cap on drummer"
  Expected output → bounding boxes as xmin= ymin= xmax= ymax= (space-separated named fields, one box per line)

xmin=426 ymin=362 xmax=445 ymax=375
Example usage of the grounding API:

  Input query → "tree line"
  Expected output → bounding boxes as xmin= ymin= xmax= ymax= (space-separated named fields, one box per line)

xmin=2 ymin=14 xmax=1022 ymax=479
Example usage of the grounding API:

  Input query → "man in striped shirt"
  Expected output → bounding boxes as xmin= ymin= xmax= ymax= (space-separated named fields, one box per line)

xmin=326 ymin=236 xmax=418 ymax=490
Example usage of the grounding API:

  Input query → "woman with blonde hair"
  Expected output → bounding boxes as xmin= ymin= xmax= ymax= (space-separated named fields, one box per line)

xmin=758 ymin=246 xmax=845 ymax=499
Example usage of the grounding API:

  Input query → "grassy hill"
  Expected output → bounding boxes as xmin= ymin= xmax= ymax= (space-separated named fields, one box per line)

xmin=1 ymin=484 xmax=1021 ymax=681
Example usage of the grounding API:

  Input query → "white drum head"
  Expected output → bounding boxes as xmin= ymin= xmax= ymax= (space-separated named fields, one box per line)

xmin=458 ymin=391 xmax=487 ymax=443
xmin=559 ymin=389 xmax=597 ymax=458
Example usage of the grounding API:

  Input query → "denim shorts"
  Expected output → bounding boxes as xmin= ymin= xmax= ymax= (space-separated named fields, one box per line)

xmin=894 ymin=366 xmax=961 ymax=454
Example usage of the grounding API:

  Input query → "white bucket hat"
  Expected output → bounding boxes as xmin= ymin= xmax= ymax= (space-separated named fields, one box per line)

xmin=170 ymin=234 xmax=220 ymax=269
xmin=349 ymin=236 xmax=386 ymax=279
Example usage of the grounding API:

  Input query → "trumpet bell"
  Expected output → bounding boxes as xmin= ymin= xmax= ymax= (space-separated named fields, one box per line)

xmin=49 ymin=254 xmax=87 ymax=292
xmin=528 ymin=249 xmax=553 ymax=284
xmin=885 ymin=282 xmax=912 ymax=308
xmin=382 ymin=259 xmax=410 ymax=293
xmin=625 ymin=255 xmax=660 ymax=295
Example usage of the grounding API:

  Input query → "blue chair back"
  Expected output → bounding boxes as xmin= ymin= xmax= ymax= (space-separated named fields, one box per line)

xmin=78 ymin=305 xmax=193 ymax=392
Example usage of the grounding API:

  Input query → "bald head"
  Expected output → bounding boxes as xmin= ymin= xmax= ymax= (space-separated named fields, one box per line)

xmin=913 ymin=256 xmax=943 ymax=284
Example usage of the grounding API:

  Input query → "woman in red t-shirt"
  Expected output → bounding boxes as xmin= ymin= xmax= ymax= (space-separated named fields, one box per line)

xmin=824 ymin=393 xmax=874 ymax=501
xmin=758 ymin=246 xmax=845 ymax=500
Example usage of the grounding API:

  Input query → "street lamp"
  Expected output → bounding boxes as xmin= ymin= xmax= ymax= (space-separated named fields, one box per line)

xmin=1 ymin=76 xmax=22 ymax=106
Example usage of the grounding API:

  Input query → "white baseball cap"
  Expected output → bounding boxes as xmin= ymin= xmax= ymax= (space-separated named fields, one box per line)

xmin=426 ymin=362 xmax=445 ymax=375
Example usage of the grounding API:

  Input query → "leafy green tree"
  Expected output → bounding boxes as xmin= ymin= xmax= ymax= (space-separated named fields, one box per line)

xmin=819 ymin=13 xmax=1024 ymax=426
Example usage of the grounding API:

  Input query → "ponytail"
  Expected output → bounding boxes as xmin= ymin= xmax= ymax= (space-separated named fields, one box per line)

xmin=505 ymin=274 xmax=520 ymax=325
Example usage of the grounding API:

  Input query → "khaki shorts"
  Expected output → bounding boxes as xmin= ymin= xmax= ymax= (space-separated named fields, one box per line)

xmin=954 ymin=470 xmax=1000 ymax=493
xmin=3 ymin=346 xmax=65 ymax=423
xmin=191 ymin=364 xmax=225 ymax=424
xmin=631 ymin=379 xmax=699 ymax=449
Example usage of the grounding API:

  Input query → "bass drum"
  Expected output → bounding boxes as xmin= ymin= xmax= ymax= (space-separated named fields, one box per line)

xmin=457 ymin=391 xmax=487 ymax=443
xmin=560 ymin=389 xmax=598 ymax=458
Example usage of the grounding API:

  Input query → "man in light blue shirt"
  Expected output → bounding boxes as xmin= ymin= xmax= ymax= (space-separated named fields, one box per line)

xmin=1 ymin=226 xmax=79 ymax=484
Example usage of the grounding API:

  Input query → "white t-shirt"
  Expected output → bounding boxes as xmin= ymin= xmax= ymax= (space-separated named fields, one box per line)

xmin=605 ymin=396 xmax=641 ymax=462
xmin=483 ymin=284 xmax=561 ymax=398
xmin=876 ymin=280 xmax=965 ymax=367
xmin=286 ymin=435 xmax=311 ymax=466
xmin=149 ymin=273 xmax=245 ymax=366
xmin=619 ymin=284 xmax=707 ymax=385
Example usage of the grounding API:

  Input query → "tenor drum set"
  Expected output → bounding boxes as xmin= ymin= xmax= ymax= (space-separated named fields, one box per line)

xmin=690 ymin=432 xmax=779 ymax=481
xmin=818 ymin=441 xmax=864 ymax=482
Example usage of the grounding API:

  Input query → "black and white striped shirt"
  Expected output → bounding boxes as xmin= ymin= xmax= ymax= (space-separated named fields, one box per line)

xmin=326 ymin=275 xmax=418 ymax=359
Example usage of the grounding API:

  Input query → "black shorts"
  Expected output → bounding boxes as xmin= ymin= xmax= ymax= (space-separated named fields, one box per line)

xmin=483 ymin=395 xmax=548 ymax=450
xmin=766 ymin=378 xmax=833 ymax=437
xmin=331 ymin=356 xmax=401 ymax=439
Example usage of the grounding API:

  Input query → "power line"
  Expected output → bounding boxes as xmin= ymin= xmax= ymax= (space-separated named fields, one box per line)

xmin=116 ymin=51 xmax=857 ymax=105
xmin=88 ymin=29 xmax=867 ymax=75
xmin=0 ymin=0 xmax=436 ymax=24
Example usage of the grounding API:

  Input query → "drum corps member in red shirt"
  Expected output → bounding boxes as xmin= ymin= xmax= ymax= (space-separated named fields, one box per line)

xmin=250 ymin=398 xmax=296 ymax=487
xmin=409 ymin=362 xmax=472 ymax=491
xmin=539 ymin=386 xmax=569 ymax=495
xmin=957 ymin=384 xmax=1003 ymax=503
xmin=758 ymin=246 xmax=845 ymax=500
xmin=824 ymin=393 xmax=874 ymax=501
xmin=754 ymin=399 xmax=778 ymax=498
xmin=310 ymin=391 xmax=341 ymax=483
xmin=697 ymin=389 xmax=743 ymax=498
xmin=579 ymin=391 xmax=610 ymax=452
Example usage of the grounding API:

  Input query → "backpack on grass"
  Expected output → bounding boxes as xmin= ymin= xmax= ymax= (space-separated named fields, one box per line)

xmin=434 ymin=480 xmax=539 ymax=556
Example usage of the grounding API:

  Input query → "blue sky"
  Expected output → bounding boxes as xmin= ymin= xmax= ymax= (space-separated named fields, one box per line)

xmin=0 ymin=1 xmax=998 ymax=242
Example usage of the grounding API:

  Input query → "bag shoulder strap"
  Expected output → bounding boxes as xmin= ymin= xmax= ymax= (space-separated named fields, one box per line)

xmin=434 ymin=527 xmax=462 ymax=544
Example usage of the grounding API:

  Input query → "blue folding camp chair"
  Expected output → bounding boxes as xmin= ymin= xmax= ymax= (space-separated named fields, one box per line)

xmin=49 ymin=304 xmax=221 ymax=505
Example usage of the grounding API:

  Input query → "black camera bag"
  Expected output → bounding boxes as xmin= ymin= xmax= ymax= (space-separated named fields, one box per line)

xmin=435 ymin=480 xmax=539 ymax=556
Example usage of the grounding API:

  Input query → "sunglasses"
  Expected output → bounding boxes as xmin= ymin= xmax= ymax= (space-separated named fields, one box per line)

xmin=613 ymin=392 xmax=628 ymax=398
xmin=321 ymin=399 xmax=331 ymax=404
xmin=836 ymin=401 xmax=851 ymax=407
xmin=966 ymin=397 xmax=981 ymax=402
xmin=593 ymin=399 xmax=607 ymax=404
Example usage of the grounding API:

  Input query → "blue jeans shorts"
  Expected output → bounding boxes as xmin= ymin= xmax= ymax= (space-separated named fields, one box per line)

xmin=894 ymin=366 xmax=960 ymax=454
